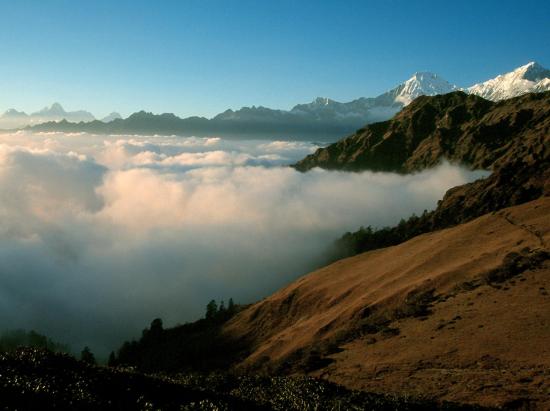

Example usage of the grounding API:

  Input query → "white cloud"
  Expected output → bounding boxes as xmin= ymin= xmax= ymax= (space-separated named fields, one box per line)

xmin=0 ymin=131 xmax=487 ymax=355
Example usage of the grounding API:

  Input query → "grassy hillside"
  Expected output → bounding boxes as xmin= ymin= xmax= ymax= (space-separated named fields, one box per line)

xmin=222 ymin=198 xmax=550 ymax=408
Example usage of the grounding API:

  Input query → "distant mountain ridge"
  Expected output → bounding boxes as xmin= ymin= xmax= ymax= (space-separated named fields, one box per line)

xmin=0 ymin=102 xmax=95 ymax=129
xmin=6 ymin=62 xmax=550 ymax=140
xmin=101 ymin=112 xmax=122 ymax=122
xmin=214 ymin=72 xmax=458 ymax=126
xmin=18 ymin=70 xmax=464 ymax=141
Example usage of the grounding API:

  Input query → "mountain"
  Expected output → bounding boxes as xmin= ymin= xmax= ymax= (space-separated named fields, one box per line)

xmin=18 ymin=62 xmax=550 ymax=140
xmin=28 ymin=72 xmax=458 ymax=140
xmin=294 ymin=91 xmax=550 ymax=172
xmin=216 ymin=72 xmax=457 ymax=127
xmin=30 ymin=102 xmax=95 ymax=124
xmin=219 ymin=94 xmax=550 ymax=407
xmin=0 ymin=103 xmax=95 ymax=129
xmin=35 ymin=102 xmax=67 ymax=117
xmin=101 ymin=112 xmax=122 ymax=122
xmin=383 ymin=71 xmax=458 ymax=105
xmin=468 ymin=62 xmax=550 ymax=101
xmin=222 ymin=197 xmax=550 ymax=408
xmin=0 ymin=109 xmax=30 ymax=129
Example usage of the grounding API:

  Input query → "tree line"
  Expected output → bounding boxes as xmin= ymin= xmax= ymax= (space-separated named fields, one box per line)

xmin=110 ymin=298 xmax=244 ymax=372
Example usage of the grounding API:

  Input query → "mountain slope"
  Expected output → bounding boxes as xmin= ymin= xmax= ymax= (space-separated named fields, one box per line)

xmin=468 ymin=62 xmax=550 ymax=101
xmin=222 ymin=197 xmax=550 ymax=408
xmin=293 ymin=91 xmax=550 ymax=172
xmin=221 ymin=93 xmax=550 ymax=407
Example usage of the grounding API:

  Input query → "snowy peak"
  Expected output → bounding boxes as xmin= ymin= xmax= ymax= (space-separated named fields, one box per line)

xmin=392 ymin=72 xmax=458 ymax=106
xmin=467 ymin=62 xmax=550 ymax=101
xmin=514 ymin=61 xmax=550 ymax=82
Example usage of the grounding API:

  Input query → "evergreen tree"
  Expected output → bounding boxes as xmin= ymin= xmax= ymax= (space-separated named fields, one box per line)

xmin=80 ymin=346 xmax=96 ymax=365
xmin=150 ymin=318 xmax=163 ymax=334
xmin=108 ymin=351 xmax=117 ymax=367
xmin=227 ymin=298 xmax=236 ymax=314
xmin=205 ymin=300 xmax=218 ymax=320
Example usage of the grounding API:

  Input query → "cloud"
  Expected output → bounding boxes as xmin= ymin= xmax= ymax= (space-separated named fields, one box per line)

xmin=0 ymin=131 xmax=487 ymax=356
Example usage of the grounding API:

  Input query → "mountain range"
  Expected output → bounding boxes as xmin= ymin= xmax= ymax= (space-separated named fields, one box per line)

xmin=0 ymin=103 xmax=121 ymax=129
xmin=3 ymin=62 xmax=550 ymax=141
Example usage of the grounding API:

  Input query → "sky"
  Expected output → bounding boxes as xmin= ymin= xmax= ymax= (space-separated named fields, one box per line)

xmin=0 ymin=0 xmax=549 ymax=118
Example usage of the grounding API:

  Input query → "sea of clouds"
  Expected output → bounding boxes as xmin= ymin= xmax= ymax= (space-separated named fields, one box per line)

xmin=0 ymin=131 xmax=488 ymax=355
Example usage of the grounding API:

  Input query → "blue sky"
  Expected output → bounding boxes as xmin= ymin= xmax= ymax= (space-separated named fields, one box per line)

xmin=0 ymin=0 xmax=549 ymax=118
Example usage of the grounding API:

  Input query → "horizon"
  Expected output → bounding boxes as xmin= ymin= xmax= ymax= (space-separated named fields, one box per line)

xmin=2 ymin=60 xmax=548 ymax=121
xmin=0 ymin=0 xmax=549 ymax=118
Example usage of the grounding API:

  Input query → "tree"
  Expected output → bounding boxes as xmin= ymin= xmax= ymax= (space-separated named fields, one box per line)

xmin=205 ymin=300 xmax=218 ymax=320
xmin=80 ymin=346 xmax=96 ymax=365
xmin=150 ymin=318 xmax=163 ymax=334
xmin=108 ymin=351 xmax=117 ymax=367
xmin=227 ymin=298 xmax=236 ymax=314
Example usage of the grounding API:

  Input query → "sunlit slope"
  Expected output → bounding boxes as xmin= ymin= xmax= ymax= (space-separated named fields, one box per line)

xmin=223 ymin=197 xmax=550 ymax=408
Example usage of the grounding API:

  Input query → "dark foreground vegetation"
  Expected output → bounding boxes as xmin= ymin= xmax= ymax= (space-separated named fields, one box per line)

xmin=0 ymin=348 xmax=492 ymax=410
xmin=0 ymin=329 xmax=70 ymax=354
xmin=113 ymin=299 xmax=246 ymax=372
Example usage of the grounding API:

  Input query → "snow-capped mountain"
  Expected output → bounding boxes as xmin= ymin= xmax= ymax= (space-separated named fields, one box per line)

xmin=388 ymin=72 xmax=458 ymax=105
xmin=467 ymin=62 xmax=550 ymax=101
xmin=0 ymin=103 xmax=95 ymax=129
xmin=218 ymin=72 xmax=458 ymax=126
xmin=216 ymin=63 xmax=548 ymax=128
xmin=292 ymin=72 xmax=458 ymax=116
xmin=5 ymin=62 xmax=550 ymax=140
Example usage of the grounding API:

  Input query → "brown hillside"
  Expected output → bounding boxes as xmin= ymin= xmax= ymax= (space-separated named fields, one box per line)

xmin=223 ymin=197 xmax=550 ymax=409
xmin=294 ymin=91 xmax=550 ymax=173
